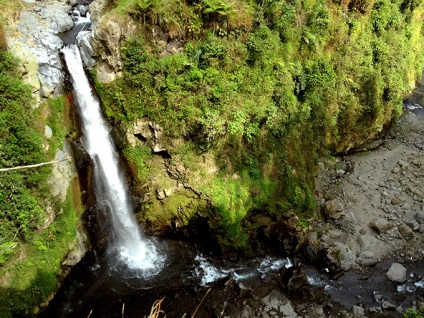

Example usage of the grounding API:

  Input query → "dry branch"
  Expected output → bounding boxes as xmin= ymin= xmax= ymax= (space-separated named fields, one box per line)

xmin=0 ymin=157 xmax=72 ymax=172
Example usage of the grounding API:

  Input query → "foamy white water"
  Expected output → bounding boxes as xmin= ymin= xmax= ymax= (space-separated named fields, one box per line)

xmin=62 ymin=45 xmax=165 ymax=275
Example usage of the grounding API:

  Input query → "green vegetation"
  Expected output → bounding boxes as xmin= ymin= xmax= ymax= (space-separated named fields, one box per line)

xmin=0 ymin=35 xmax=80 ymax=316
xmin=96 ymin=0 xmax=424 ymax=247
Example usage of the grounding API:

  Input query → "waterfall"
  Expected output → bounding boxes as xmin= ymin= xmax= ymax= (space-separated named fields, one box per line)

xmin=62 ymin=45 xmax=165 ymax=276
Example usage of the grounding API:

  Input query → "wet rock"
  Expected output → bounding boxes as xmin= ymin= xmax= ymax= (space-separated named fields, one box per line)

xmin=356 ymin=251 xmax=378 ymax=266
xmin=369 ymin=218 xmax=393 ymax=234
xmin=260 ymin=290 xmax=298 ymax=318
xmin=324 ymin=200 xmax=345 ymax=220
xmin=76 ymin=31 xmax=96 ymax=69
xmin=398 ymin=223 xmax=414 ymax=238
xmin=386 ymin=263 xmax=407 ymax=283
xmin=352 ymin=305 xmax=364 ymax=317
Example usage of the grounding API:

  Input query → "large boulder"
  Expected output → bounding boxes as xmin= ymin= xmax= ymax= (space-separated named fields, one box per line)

xmin=40 ymin=5 xmax=74 ymax=33
xmin=386 ymin=263 xmax=407 ymax=283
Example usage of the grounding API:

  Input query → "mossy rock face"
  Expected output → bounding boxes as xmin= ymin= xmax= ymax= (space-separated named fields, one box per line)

xmin=138 ymin=187 xmax=209 ymax=235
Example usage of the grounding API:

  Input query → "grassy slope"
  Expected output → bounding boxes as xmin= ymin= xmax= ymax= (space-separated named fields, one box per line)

xmin=97 ymin=0 xmax=424 ymax=247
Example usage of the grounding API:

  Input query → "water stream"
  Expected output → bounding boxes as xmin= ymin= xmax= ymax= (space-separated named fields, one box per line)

xmin=61 ymin=45 xmax=165 ymax=275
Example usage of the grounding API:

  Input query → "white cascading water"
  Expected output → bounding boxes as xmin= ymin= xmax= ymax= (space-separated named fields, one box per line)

xmin=62 ymin=45 xmax=165 ymax=276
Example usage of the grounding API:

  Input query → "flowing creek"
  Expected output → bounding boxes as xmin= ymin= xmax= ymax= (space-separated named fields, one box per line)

xmin=38 ymin=16 xmax=424 ymax=318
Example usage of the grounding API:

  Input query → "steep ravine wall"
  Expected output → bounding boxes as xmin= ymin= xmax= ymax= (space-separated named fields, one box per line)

xmin=91 ymin=0 xmax=424 ymax=253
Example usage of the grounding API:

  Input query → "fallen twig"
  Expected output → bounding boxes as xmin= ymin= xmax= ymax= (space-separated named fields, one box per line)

xmin=192 ymin=288 xmax=211 ymax=318
xmin=0 ymin=157 xmax=72 ymax=172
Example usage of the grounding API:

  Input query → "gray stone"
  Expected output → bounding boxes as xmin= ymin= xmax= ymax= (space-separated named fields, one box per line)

xmin=38 ymin=64 xmax=64 ymax=98
xmin=40 ymin=6 xmax=74 ymax=33
xmin=404 ymin=219 xmax=420 ymax=231
xmin=382 ymin=301 xmax=396 ymax=310
xmin=260 ymin=290 xmax=298 ymax=318
xmin=370 ymin=218 xmax=393 ymax=234
xmin=324 ymin=200 xmax=345 ymax=220
xmin=391 ymin=197 xmax=401 ymax=205
xmin=76 ymin=31 xmax=96 ymax=69
xmin=329 ymin=229 xmax=342 ymax=239
xmin=358 ymin=234 xmax=378 ymax=250
xmin=329 ymin=242 xmax=356 ymax=271
xmin=44 ymin=125 xmax=53 ymax=139
xmin=352 ymin=305 xmax=364 ymax=317
xmin=96 ymin=61 xmax=116 ymax=83
xmin=398 ymin=223 xmax=414 ymax=238
xmin=415 ymin=211 xmax=424 ymax=224
xmin=386 ymin=263 xmax=407 ymax=283
xmin=48 ymin=146 xmax=73 ymax=201
xmin=369 ymin=306 xmax=382 ymax=313
xmin=356 ymin=251 xmax=378 ymax=266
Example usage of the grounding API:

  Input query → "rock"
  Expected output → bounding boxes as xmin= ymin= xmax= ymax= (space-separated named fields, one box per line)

xmin=48 ymin=146 xmax=73 ymax=202
xmin=352 ymin=305 xmax=364 ymax=317
xmin=382 ymin=300 xmax=396 ymax=310
xmin=40 ymin=6 xmax=74 ymax=33
xmin=356 ymin=251 xmax=378 ymax=266
xmin=391 ymin=197 xmax=401 ymax=205
xmin=96 ymin=61 xmax=116 ymax=83
xmin=44 ymin=125 xmax=53 ymax=139
xmin=157 ymin=189 xmax=166 ymax=200
xmin=329 ymin=242 xmax=356 ymax=271
xmin=415 ymin=211 xmax=424 ymax=224
xmin=369 ymin=306 xmax=382 ymax=313
xmin=405 ymin=219 xmax=420 ymax=231
xmin=324 ymin=200 xmax=345 ymax=220
xmin=89 ymin=0 xmax=108 ymax=23
xmin=373 ymin=293 xmax=383 ymax=303
xmin=9 ymin=43 xmax=40 ymax=93
xmin=78 ymin=5 xmax=89 ymax=16
xmin=386 ymin=263 xmax=407 ymax=283
xmin=329 ymin=229 xmax=342 ymax=239
xmin=38 ymin=64 xmax=64 ymax=98
xmin=398 ymin=223 xmax=414 ymax=238
xmin=260 ymin=290 xmax=298 ymax=318
xmin=370 ymin=218 xmax=393 ymax=234
xmin=358 ymin=234 xmax=378 ymax=250
xmin=95 ymin=19 xmax=122 ymax=69
xmin=76 ymin=31 xmax=96 ymax=69
xmin=240 ymin=305 xmax=254 ymax=318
